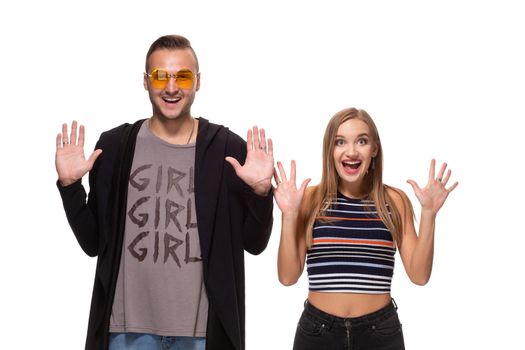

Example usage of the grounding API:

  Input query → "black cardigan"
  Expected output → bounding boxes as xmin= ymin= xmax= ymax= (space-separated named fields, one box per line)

xmin=58 ymin=118 xmax=273 ymax=350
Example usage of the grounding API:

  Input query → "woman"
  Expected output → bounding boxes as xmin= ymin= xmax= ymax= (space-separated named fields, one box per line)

xmin=274 ymin=108 xmax=457 ymax=349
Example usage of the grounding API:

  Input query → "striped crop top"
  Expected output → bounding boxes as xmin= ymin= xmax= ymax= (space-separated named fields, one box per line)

xmin=306 ymin=193 xmax=396 ymax=294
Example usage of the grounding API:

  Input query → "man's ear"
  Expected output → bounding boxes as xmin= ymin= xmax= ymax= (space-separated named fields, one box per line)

xmin=195 ymin=72 xmax=201 ymax=91
xmin=143 ymin=73 xmax=149 ymax=90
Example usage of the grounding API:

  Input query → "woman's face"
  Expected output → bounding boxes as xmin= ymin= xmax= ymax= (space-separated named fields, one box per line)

xmin=332 ymin=118 xmax=378 ymax=195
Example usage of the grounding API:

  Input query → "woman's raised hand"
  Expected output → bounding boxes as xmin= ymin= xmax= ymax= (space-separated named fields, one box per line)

xmin=407 ymin=159 xmax=458 ymax=214
xmin=273 ymin=160 xmax=311 ymax=216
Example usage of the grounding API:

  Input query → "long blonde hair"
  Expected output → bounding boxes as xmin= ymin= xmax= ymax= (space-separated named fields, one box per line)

xmin=304 ymin=108 xmax=407 ymax=248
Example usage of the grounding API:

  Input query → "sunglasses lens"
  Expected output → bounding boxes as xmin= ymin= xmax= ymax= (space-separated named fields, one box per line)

xmin=150 ymin=69 xmax=168 ymax=89
xmin=175 ymin=70 xmax=195 ymax=89
xmin=149 ymin=69 xmax=195 ymax=89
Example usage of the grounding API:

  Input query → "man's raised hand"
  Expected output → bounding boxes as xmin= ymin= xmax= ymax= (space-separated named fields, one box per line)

xmin=55 ymin=121 xmax=102 ymax=186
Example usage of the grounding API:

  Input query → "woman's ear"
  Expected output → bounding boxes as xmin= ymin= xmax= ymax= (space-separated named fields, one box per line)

xmin=373 ymin=144 xmax=379 ymax=158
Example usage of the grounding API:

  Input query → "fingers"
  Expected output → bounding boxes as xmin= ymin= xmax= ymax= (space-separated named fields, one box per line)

xmin=87 ymin=149 xmax=103 ymax=167
xmin=435 ymin=162 xmax=447 ymax=182
xmin=246 ymin=129 xmax=253 ymax=153
xmin=447 ymin=181 xmax=459 ymax=193
xmin=259 ymin=128 xmax=266 ymax=150
xmin=253 ymin=126 xmax=261 ymax=150
xmin=62 ymin=123 xmax=69 ymax=145
xmin=441 ymin=169 xmax=451 ymax=186
xmin=273 ymin=168 xmax=280 ymax=184
xmin=267 ymin=138 xmax=273 ymax=156
xmin=225 ymin=156 xmax=242 ymax=172
xmin=429 ymin=159 xmax=454 ymax=185
xmin=277 ymin=161 xmax=288 ymax=183
xmin=56 ymin=133 xmax=62 ymax=150
xmin=58 ymin=121 xmax=83 ymax=148
xmin=441 ymin=165 xmax=458 ymax=192
xmin=428 ymin=159 xmax=436 ymax=183
xmin=78 ymin=124 xmax=86 ymax=148
xmin=70 ymin=120 xmax=78 ymax=146
xmin=299 ymin=178 xmax=311 ymax=193
xmin=248 ymin=126 xmax=271 ymax=152
xmin=406 ymin=179 xmax=420 ymax=193
xmin=290 ymin=160 xmax=296 ymax=183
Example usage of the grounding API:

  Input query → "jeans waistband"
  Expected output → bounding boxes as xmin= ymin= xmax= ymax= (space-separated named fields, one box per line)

xmin=303 ymin=298 xmax=398 ymax=329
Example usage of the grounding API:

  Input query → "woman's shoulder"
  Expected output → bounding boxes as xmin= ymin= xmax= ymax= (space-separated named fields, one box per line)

xmin=299 ymin=185 xmax=319 ymax=219
xmin=385 ymin=185 xmax=406 ymax=198
xmin=385 ymin=185 xmax=412 ymax=214
xmin=304 ymin=185 xmax=318 ymax=197
xmin=305 ymin=184 xmax=326 ymax=204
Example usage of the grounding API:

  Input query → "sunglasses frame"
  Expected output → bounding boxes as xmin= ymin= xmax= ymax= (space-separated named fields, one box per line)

xmin=144 ymin=68 xmax=199 ymax=89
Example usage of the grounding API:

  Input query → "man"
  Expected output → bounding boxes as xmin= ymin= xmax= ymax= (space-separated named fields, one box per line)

xmin=55 ymin=35 xmax=274 ymax=350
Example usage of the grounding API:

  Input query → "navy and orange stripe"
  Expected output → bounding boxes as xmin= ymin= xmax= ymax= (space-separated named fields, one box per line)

xmin=306 ymin=193 xmax=395 ymax=294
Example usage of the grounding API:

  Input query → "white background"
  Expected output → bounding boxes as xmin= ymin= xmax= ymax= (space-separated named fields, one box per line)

xmin=1 ymin=0 xmax=524 ymax=348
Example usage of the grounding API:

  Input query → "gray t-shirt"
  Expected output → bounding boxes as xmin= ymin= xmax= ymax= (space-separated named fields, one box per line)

xmin=110 ymin=121 xmax=208 ymax=336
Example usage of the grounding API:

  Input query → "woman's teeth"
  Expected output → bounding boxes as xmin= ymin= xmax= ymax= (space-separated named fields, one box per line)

xmin=343 ymin=160 xmax=361 ymax=169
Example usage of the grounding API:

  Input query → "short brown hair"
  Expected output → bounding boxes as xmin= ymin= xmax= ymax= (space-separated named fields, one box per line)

xmin=145 ymin=35 xmax=199 ymax=72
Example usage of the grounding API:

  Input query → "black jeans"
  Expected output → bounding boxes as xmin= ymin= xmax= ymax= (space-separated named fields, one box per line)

xmin=293 ymin=299 xmax=405 ymax=350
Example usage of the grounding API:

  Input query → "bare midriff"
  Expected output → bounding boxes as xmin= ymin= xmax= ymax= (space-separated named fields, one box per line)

xmin=308 ymin=291 xmax=391 ymax=318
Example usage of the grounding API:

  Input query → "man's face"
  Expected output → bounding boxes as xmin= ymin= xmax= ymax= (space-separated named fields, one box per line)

xmin=144 ymin=48 xmax=200 ymax=121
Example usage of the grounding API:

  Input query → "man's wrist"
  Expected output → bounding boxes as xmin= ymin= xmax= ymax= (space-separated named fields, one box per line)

xmin=251 ymin=183 xmax=272 ymax=197
xmin=58 ymin=177 xmax=78 ymax=187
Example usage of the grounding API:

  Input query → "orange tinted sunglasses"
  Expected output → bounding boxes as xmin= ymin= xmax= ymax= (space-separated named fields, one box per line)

xmin=145 ymin=68 xmax=197 ymax=89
